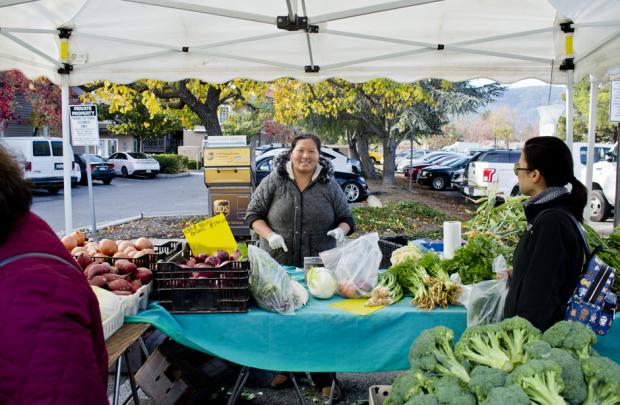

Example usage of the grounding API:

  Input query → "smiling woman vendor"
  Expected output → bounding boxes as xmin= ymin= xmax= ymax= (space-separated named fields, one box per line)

xmin=245 ymin=133 xmax=355 ymax=400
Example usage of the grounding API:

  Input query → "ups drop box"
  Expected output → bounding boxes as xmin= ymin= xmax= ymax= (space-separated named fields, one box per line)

xmin=208 ymin=186 xmax=251 ymax=236
xmin=204 ymin=167 xmax=252 ymax=186
xmin=203 ymin=146 xmax=251 ymax=167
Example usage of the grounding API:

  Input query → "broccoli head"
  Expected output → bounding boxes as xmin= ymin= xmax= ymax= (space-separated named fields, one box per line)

xmin=430 ymin=376 xmax=476 ymax=405
xmin=404 ymin=393 xmax=440 ymax=405
xmin=481 ymin=385 xmax=530 ymax=405
xmin=524 ymin=341 xmax=587 ymax=405
xmin=497 ymin=316 xmax=542 ymax=366
xmin=467 ymin=365 xmax=508 ymax=403
xmin=409 ymin=326 xmax=470 ymax=383
xmin=581 ymin=356 xmax=620 ymax=405
xmin=506 ymin=359 xmax=567 ymax=405
xmin=542 ymin=320 xmax=596 ymax=360
xmin=455 ymin=324 xmax=513 ymax=371
xmin=385 ymin=368 xmax=436 ymax=405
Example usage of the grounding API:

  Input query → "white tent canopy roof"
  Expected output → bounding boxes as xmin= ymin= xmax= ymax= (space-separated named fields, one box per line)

xmin=1 ymin=0 xmax=620 ymax=85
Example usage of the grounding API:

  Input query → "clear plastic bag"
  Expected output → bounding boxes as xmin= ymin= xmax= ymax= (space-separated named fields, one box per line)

xmin=457 ymin=255 xmax=509 ymax=327
xmin=319 ymin=232 xmax=381 ymax=298
xmin=248 ymin=245 xmax=299 ymax=315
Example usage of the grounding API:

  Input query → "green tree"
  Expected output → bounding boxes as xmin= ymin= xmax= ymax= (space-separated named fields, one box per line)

xmin=81 ymin=79 xmax=269 ymax=136
xmin=274 ymin=79 xmax=502 ymax=185
xmin=557 ymin=78 xmax=616 ymax=143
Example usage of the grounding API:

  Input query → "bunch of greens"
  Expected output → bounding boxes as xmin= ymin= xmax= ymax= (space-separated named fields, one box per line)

xmin=387 ymin=253 xmax=460 ymax=310
xmin=442 ymin=232 xmax=513 ymax=285
xmin=384 ymin=318 xmax=620 ymax=405
xmin=365 ymin=271 xmax=404 ymax=306
xmin=465 ymin=193 xmax=528 ymax=249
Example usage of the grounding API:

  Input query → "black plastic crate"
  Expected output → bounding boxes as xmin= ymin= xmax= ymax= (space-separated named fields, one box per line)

xmin=75 ymin=240 xmax=182 ymax=271
xmin=155 ymin=259 xmax=250 ymax=313
xmin=378 ymin=235 xmax=413 ymax=269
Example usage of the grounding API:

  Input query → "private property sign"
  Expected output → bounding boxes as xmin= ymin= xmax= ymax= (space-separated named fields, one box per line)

xmin=69 ymin=104 xmax=100 ymax=146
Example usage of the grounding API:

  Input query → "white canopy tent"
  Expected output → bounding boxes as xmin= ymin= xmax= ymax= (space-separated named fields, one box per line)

xmin=1 ymin=0 xmax=620 ymax=232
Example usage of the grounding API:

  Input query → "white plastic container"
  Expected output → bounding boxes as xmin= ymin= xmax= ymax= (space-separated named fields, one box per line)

xmin=91 ymin=286 xmax=124 ymax=340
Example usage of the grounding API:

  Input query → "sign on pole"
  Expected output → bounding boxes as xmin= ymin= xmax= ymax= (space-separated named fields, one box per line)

xmin=69 ymin=104 xmax=100 ymax=146
xmin=610 ymin=80 xmax=620 ymax=122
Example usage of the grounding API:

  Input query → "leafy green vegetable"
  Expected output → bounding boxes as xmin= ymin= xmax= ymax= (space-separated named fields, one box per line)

xmin=442 ymin=231 xmax=513 ymax=285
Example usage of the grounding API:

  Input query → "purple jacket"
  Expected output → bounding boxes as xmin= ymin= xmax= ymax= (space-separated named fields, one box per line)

xmin=0 ymin=212 xmax=108 ymax=405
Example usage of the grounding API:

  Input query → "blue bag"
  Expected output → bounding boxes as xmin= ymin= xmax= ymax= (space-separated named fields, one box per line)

xmin=539 ymin=209 xmax=616 ymax=335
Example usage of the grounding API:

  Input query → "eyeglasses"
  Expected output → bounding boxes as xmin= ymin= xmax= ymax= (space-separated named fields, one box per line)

xmin=514 ymin=163 xmax=532 ymax=176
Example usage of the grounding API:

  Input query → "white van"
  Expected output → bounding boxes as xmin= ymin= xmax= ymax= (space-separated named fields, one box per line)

xmin=0 ymin=136 xmax=79 ymax=194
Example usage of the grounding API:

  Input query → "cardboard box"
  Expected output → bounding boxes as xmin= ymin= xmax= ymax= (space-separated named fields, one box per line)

xmin=134 ymin=348 xmax=194 ymax=405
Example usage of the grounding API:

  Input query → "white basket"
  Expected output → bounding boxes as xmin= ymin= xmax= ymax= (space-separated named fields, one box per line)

xmin=369 ymin=385 xmax=391 ymax=405
xmin=102 ymin=307 xmax=124 ymax=340
xmin=118 ymin=282 xmax=152 ymax=317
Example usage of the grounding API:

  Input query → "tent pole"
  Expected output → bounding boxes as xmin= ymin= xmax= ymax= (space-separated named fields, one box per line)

xmin=584 ymin=74 xmax=599 ymax=224
xmin=60 ymin=73 xmax=73 ymax=234
xmin=565 ymin=69 xmax=574 ymax=151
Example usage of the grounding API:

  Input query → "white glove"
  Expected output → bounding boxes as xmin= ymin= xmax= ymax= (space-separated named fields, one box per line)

xmin=266 ymin=232 xmax=288 ymax=252
xmin=327 ymin=227 xmax=346 ymax=246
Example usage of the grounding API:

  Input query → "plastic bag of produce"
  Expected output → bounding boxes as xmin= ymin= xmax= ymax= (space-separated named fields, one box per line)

xmin=248 ymin=245 xmax=300 ymax=315
xmin=458 ymin=255 xmax=509 ymax=327
xmin=319 ymin=233 xmax=381 ymax=298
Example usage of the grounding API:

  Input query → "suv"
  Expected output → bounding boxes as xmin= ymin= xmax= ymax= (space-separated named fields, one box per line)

xmin=0 ymin=136 xmax=79 ymax=194
xmin=586 ymin=142 xmax=617 ymax=222
xmin=462 ymin=149 xmax=521 ymax=198
xmin=259 ymin=146 xmax=360 ymax=174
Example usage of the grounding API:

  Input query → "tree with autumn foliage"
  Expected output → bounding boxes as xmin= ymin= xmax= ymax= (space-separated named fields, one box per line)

xmin=0 ymin=70 xmax=62 ymax=136
xmin=273 ymin=78 xmax=502 ymax=185
xmin=81 ymin=79 xmax=270 ymax=137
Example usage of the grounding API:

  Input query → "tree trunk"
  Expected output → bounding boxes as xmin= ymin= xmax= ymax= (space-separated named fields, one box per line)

xmin=346 ymin=129 xmax=360 ymax=161
xmin=382 ymin=135 xmax=399 ymax=186
xmin=356 ymin=133 xmax=379 ymax=179
xmin=177 ymin=81 xmax=223 ymax=135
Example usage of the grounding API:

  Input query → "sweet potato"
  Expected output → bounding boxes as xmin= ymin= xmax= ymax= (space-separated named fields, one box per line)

xmin=114 ymin=259 xmax=137 ymax=275
xmin=75 ymin=251 xmax=93 ymax=270
xmin=108 ymin=278 xmax=132 ymax=292
xmin=136 ymin=267 xmax=153 ymax=284
xmin=88 ymin=275 xmax=107 ymax=288
xmin=101 ymin=273 xmax=124 ymax=282
xmin=84 ymin=263 xmax=110 ymax=280
xmin=130 ymin=279 xmax=142 ymax=293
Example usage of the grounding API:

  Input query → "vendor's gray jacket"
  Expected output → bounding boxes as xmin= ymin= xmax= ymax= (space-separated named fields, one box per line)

xmin=245 ymin=153 xmax=355 ymax=267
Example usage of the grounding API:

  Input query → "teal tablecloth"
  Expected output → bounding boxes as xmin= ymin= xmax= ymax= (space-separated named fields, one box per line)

xmin=127 ymin=297 xmax=620 ymax=372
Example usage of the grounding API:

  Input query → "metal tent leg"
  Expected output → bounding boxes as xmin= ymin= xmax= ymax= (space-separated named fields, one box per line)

xmin=288 ymin=372 xmax=307 ymax=405
xmin=227 ymin=366 xmax=251 ymax=405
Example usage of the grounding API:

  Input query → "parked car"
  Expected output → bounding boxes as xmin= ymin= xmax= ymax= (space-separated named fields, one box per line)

xmin=259 ymin=146 xmax=361 ymax=174
xmin=417 ymin=156 xmax=471 ymax=190
xmin=395 ymin=150 xmax=429 ymax=171
xmin=107 ymin=151 xmax=160 ymax=178
xmin=584 ymin=142 xmax=617 ymax=222
xmin=401 ymin=152 xmax=463 ymax=176
xmin=368 ymin=147 xmax=383 ymax=165
xmin=254 ymin=154 xmax=369 ymax=203
xmin=0 ymin=136 xmax=79 ymax=194
xmin=462 ymin=149 xmax=521 ymax=198
xmin=74 ymin=154 xmax=115 ymax=185
xmin=255 ymin=143 xmax=289 ymax=156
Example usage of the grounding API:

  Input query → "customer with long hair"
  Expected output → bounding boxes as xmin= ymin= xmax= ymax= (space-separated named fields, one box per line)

xmin=0 ymin=144 xmax=109 ymax=404
xmin=504 ymin=136 xmax=588 ymax=331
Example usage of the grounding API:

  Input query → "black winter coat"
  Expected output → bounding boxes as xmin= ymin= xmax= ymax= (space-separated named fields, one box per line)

xmin=503 ymin=194 xmax=585 ymax=331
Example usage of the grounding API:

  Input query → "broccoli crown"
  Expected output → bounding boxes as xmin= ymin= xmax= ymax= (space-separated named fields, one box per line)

xmin=523 ymin=340 xmax=552 ymax=362
xmin=409 ymin=326 xmax=470 ymax=383
xmin=454 ymin=324 xmax=513 ymax=372
xmin=467 ymin=365 xmax=508 ymax=403
xmin=430 ymin=376 xmax=476 ymax=405
xmin=497 ymin=316 xmax=542 ymax=366
xmin=581 ymin=356 xmax=620 ymax=405
xmin=507 ymin=359 xmax=567 ymax=405
xmin=386 ymin=368 xmax=436 ymax=405
xmin=404 ymin=393 xmax=440 ymax=405
xmin=481 ymin=385 xmax=530 ymax=405
xmin=542 ymin=320 xmax=596 ymax=360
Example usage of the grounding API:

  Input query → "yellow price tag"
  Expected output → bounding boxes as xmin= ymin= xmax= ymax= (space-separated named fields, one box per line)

xmin=182 ymin=214 xmax=237 ymax=255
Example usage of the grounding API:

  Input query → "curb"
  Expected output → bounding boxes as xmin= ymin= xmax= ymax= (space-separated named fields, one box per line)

xmin=158 ymin=172 xmax=191 ymax=178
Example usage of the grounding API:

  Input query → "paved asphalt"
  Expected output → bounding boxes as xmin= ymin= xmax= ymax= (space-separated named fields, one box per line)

xmin=32 ymin=172 xmax=209 ymax=234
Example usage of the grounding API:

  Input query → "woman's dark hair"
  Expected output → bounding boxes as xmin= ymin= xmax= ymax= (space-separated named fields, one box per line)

xmin=523 ymin=136 xmax=587 ymax=222
xmin=0 ymin=144 xmax=32 ymax=241
xmin=288 ymin=133 xmax=321 ymax=155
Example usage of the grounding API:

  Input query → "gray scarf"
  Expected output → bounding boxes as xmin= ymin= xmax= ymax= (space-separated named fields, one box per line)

xmin=525 ymin=186 xmax=569 ymax=206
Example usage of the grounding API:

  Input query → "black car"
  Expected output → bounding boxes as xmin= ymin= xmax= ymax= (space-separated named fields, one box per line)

xmin=74 ymin=154 xmax=116 ymax=185
xmin=254 ymin=155 xmax=369 ymax=203
xmin=417 ymin=156 xmax=471 ymax=190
